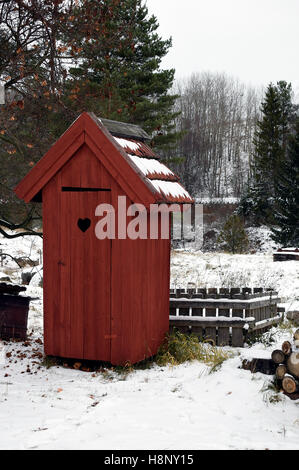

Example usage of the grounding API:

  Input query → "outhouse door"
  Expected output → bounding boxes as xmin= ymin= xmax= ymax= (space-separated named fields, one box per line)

xmin=43 ymin=180 xmax=112 ymax=362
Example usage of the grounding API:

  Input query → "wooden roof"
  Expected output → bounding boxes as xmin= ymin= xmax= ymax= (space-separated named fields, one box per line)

xmin=100 ymin=118 xmax=150 ymax=141
xmin=14 ymin=112 xmax=193 ymax=205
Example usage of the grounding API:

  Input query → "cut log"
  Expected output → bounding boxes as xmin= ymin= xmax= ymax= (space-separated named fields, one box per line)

xmin=282 ymin=341 xmax=292 ymax=356
xmin=242 ymin=358 xmax=276 ymax=375
xmin=275 ymin=364 xmax=287 ymax=380
xmin=271 ymin=349 xmax=285 ymax=364
xmin=282 ymin=375 xmax=299 ymax=394
xmin=286 ymin=352 xmax=299 ymax=378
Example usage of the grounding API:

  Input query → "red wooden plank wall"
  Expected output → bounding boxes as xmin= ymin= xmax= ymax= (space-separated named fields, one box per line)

xmin=43 ymin=143 xmax=170 ymax=365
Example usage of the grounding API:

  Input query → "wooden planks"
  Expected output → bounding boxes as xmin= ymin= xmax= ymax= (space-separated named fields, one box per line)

xmin=273 ymin=248 xmax=299 ymax=262
xmin=43 ymin=146 xmax=112 ymax=361
xmin=169 ymin=316 xmax=255 ymax=347
xmin=43 ymin=175 xmax=62 ymax=357
xmin=110 ymin=187 xmax=170 ymax=365
xmin=168 ymin=288 xmax=282 ymax=347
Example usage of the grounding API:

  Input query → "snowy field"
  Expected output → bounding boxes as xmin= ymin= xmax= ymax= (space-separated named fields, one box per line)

xmin=0 ymin=234 xmax=299 ymax=450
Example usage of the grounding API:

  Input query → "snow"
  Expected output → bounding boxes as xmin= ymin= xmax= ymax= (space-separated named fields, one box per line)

xmin=128 ymin=154 xmax=174 ymax=178
xmin=0 ymin=233 xmax=299 ymax=450
xmin=246 ymin=225 xmax=279 ymax=253
xmin=170 ymin=295 xmax=280 ymax=304
xmin=150 ymin=180 xmax=192 ymax=201
xmin=114 ymin=137 xmax=141 ymax=153
xmin=171 ymin=251 xmax=299 ymax=312
xmin=195 ymin=197 xmax=240 ymax=205
xmin=169 ymin=315 xmax=256 ymax=323
xmin=273 ymin=252 xmax=299 ymax=256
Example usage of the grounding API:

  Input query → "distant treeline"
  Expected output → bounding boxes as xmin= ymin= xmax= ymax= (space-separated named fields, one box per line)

xmin=165 ymin=72 xmax=263 ymax=199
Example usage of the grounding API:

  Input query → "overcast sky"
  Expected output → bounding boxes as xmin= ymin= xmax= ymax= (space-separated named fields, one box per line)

xmin=146 ymin=0 xmax=299 ymax=97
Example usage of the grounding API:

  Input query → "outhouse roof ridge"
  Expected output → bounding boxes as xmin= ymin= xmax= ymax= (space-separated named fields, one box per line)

xmin=99 ymin=117 xmax=151 ymax=141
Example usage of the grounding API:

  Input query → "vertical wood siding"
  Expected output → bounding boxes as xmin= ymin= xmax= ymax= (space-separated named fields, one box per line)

xmin=43 ymin=143 xmax=170 ymax=364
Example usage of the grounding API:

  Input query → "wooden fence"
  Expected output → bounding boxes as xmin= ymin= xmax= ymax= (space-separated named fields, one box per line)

xmin=273 ymin=248 xmax=299 ymax=262
xmin=169 ymin=287 xmax=283 ymax=347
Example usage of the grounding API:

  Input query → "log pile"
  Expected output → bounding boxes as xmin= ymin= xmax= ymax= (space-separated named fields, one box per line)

xmin=271 ymin=329 xmax=299 ymax=399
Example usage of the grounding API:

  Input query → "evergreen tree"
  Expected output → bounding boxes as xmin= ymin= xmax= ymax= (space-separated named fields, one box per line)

xmin=270 ymin=118 xmax=299 ymax=246
xmin=67 ymin=0 xmax=180 ymax=149
xmin=218 ymin=214 xmax=249 ymax=254
xmin=242 ymin=81 xmax=294 ymax=224
xmin=277 ymin=81 xmax=295 ymax=152
xmin=0 ymin=0 xmax=179 ymax=227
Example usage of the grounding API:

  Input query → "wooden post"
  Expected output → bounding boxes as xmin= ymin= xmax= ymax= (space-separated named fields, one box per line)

xmin=178 ymin=307 xmax=190 ymax=316
xmin=231 ymin=327 xmax=244 ymax=347
xmin=191 ymin=325 xmax=203 ymax=341
xmin=205 ymin=307 xmax=216 ymax=317
xmin=218 ymin=327 xmax=230 ymax=346
xmin=205 ymin=327 xmax=217 ymax=346
xmin=192 ymin=308 xmax=203 ymax=317
xmin=170 ymin=307 xmax=177 ymax=316
xmin=219 ymin=308 xmax=230 ymax=317
xmin=232 ymin=308 xmax=243 ymax=318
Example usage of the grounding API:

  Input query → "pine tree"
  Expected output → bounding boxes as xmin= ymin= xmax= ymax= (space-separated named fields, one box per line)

xmin=252 ymin=84 xmax=285 ymax=195
xmin=0 ymin=0 xmax=179 ymax=225
xmin=67 ymin=0 xmax=180 ymax=150
xmin=244 ymin=81 xmax=294 ymax=224
xmin=218 ymin=214 xmax=249 ymax=254
xmin=271 ymin=119 xmax=299 ymax=246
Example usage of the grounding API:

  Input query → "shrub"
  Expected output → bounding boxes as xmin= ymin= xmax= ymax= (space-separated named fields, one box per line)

xmin=218 ymin=214 xmax=249 ymax=254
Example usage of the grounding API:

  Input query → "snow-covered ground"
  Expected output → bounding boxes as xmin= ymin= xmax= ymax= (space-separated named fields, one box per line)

xmin=0 ymin=234 xmax=299 ymax=450
xmin=171 ymin=250 xmax=299 ymax=313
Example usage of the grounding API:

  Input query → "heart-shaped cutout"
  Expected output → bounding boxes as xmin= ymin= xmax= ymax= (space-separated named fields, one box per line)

xmin=78 ymin=218 xmax=91 ymax=233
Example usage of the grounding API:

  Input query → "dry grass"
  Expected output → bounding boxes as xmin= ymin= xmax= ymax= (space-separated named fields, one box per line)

xmin=155 ymin=330 xmax=233 ymax=370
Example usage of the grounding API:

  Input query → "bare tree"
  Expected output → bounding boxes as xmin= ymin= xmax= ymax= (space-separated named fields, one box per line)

xmin=168 ymin=72 xmax=262 ymax=199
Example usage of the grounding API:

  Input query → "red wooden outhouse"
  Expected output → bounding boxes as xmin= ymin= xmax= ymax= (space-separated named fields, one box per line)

xmin=15 ymin=112 xmax=193 ymax=365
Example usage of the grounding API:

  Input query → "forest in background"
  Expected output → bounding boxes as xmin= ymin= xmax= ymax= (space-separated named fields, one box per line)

xmin=168 ymin=72 xmax=263 ymax=199
xmin=0 ymin=0 xmax=298 ymax=248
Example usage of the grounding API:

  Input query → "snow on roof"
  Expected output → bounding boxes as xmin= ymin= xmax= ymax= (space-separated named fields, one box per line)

xmin=149 ymin=180 xmax=192 ymax=203
xmin=111 ymin=129 xmax=193 ymax=204
xmin=114 ymin=137 xmax=158 ymax=159
xmin=115 ymin=137 xmax=141 ymax=153
xmin=128 ymin=154 xmax=176 ymax=180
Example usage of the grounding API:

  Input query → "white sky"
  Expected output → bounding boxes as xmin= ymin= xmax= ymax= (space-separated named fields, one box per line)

xmin=145 ymin=0 xmax=299 ymax=97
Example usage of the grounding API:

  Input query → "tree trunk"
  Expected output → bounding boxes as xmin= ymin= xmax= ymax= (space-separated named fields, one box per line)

xmin=282 ymin=375 xmax=299 ymax=394
xmin=242 ymin=358 xmax=276 ymax=375
xmin=282 ymin=341 xmax=292 ymax=356
xmin=286 ymin=352 xmax=299 ymax=378
xmin=275 ymin=364 xmax=287 ymax=380
xmin=271 ymin=349 xmax=285 ymax=364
